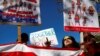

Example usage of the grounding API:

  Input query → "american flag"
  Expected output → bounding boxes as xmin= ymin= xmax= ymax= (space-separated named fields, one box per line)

xmin=0 ymin=43 xmax=84 ymax=56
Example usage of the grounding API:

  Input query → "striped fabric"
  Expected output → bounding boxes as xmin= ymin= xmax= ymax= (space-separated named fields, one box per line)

xmin=0 ymin=43 xmax=84 ymax=56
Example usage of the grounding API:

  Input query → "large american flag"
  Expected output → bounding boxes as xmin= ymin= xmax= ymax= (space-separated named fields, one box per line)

xmin=0 ymin=0 xmax=41 ymax=25
xmin=0 ymin=43 xmax=84 ymax=56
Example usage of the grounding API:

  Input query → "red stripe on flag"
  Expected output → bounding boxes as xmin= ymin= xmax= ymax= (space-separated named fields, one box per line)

xmin=17 ymin=14 xmax=38 ymax=18
xmin=17 ymin=11 xmax=33 ymax=14
xmin=2 ymin=13 xmax=16 ymax=16
xmin=0 ymin=52 xmax=37 ymax=56
xmin=27 ymin=0 xmax=37 ymax=3
xmin=29 ymin=46 xmax=80 ymax=50
xmin=8 ymin=9 xmax=17 ymax=12
xmin=8 ymin=9 xmax=33 ymax=14
xmin=2 ymin=12 xmax=38 ymax=18
xmin=78 ymin=52 xmax=85 ymax=56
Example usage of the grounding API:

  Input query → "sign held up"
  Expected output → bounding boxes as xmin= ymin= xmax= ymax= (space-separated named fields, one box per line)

xmin=30 ymin=28 xmax=58 ymax=47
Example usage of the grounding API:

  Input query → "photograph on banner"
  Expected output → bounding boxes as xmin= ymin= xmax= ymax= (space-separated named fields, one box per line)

xmin=30 ymin=28 xmax=58 ymax=47
xmin=83 ymin=32 xmax=100 ymax=56
xmin=0 ymin=0 xmax=41 ymax=25
xmin=63 ymin=0 xmax=100 ymax=32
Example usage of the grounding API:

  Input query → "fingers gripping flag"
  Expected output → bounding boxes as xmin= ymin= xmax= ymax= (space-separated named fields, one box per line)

xmin=0 ymin=44 xmax=84 ymax=56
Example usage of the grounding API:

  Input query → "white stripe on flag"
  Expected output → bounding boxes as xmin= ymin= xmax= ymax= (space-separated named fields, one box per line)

xmin=0 ymin=44 xmax=84 ymax=56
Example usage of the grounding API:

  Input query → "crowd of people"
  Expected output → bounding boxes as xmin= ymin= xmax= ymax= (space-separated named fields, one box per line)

xmin=17 ymin=32 xmax=100 ymax=56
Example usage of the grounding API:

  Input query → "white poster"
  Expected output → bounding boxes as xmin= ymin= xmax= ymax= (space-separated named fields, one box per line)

xmin=63 ymin=0 xmax=100 ymax=32
xmin=0 ymin=0 xmax=41 ymax=25
xmin=30 ymin=28 xmax=58 ymax=47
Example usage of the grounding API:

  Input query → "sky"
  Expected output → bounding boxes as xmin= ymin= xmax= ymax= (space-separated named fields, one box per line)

xmin=0 ymin=0 xmax=80 ymax=48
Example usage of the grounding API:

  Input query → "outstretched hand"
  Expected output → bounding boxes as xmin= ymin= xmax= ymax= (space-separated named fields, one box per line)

xmin=45 ymin=37 xmax=51 ymax=47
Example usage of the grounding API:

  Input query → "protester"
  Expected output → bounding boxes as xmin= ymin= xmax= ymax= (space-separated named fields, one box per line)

xmin=83 ymin=32 xmax=96 ymax=56
xmin=62 ymin=36 xmax=80 ymax=48
xmin=17 ymin=33 xmax=29 ymax=45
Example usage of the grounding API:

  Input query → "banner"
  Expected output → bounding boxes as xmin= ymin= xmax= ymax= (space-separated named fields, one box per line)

xmin=0 ymin=0 xmax=41 ymax=25
xmin=63 ymin=0 xmax=100 ymax=32
xmin=0 ymin=44 xmax=84 ymax=56
xmin=30 ymin=28 xmax=58 ymax=47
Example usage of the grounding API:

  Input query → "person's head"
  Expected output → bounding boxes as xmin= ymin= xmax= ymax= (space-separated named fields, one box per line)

xmin=21 ymin=33 xmax=29 ymax=44
xmin=89 ymin=6 xmax=94 ymax=10
xmin=75 ymin=14 xmax=79 ymax=18
xmin=62 ymin=36 xmax=79 ymax=48
xmin=82 ymin=3 xmax=86 ymax=11
xmin=88 ymin=6 xmax=95 ymax=15
xmin=83 ymin=32 xmax=90 ymax=37
xmin=2 ymin=0 xmax=8 ymax=7
xmin=83 ymin=32 xmax=95 ymax=39
xmin=83 ymin=32 xmax=95 ymax=43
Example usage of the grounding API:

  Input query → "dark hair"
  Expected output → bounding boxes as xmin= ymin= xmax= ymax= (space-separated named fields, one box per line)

xmin=84 ymin=33 xmax=96 ymax=45
xmin=84 ymin=33 xmax=95 ymax=41
xmin=62 ymin=36 xmax=80 ymax=48
xmin=21 ymin=33 xmax=29 ymax=44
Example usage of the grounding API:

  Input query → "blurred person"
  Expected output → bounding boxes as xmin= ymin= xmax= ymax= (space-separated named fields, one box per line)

xmin=82 ymin=3 xmax=86 ymax=12
xmin=74 ymin=14 xmax=80 ymax=26
xmin=71 ymin=0 xmax=75 ymax=14
xmin=82 ymin=16 xmax=88 ymax=26
xmin=76 ymin=0 xmax=82 ymax=15
xmin=17 ymin=33 xmax=29 ymax=45
xmin=88 ymin=6 xmax=95 ymax=16
xmin=83 ymin=32 xmax=96 ymax=56
xmin=82 ymin=3 xmax=87 ymax=16
xmin=2 ymin=0 xmax=8 ymax=7
xmin=62 ymin=36 xmax=80 ymax=48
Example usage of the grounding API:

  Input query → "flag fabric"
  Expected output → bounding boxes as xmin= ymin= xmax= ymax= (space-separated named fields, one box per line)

xmin=0 ymin=0 xmax=41 ymax=25
xmin=27 ymin=0 xmax=37 ymax=3
xmin=0 ymin=44 xmax=37 ymax=56
xmin=63 ymin=0 xmax=100 ymax=32
xmin=0 ymin=43 xmax=84 ymax=56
